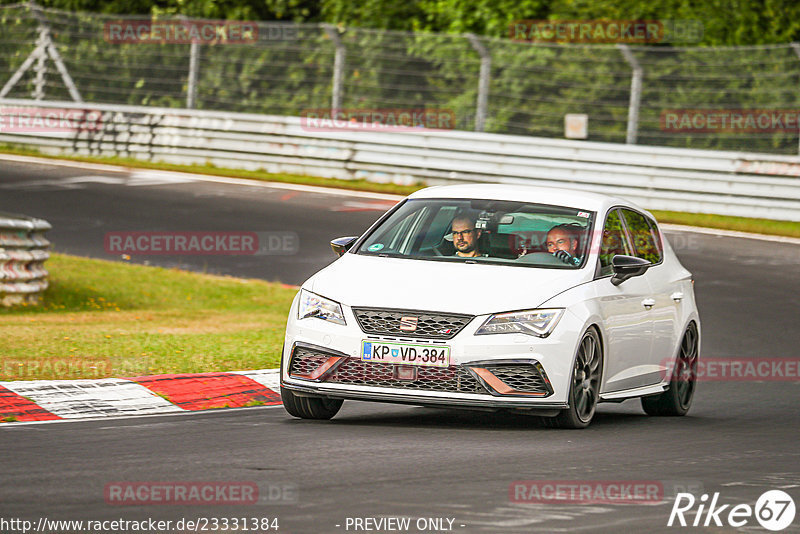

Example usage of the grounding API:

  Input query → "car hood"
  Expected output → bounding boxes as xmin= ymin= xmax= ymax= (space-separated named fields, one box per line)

xmin=307 ymin=253 xmax=589 ymax=316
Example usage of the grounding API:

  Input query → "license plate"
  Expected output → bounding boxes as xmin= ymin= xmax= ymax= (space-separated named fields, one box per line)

xmin=361 ymin=340 xmax=450 ymax=367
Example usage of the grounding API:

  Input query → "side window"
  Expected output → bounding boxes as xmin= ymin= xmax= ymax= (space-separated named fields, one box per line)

xmin=418 ymin=206 xmax=458 ymax=249
xmin=366 ymin=207 xmax=426 ymax=253
xmin=599 ymin=209 xmax=631 ymax=276
xmin=621 ymin=209 xmax=663 ymax=264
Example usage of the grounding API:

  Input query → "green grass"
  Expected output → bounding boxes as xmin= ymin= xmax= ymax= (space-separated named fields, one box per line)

xmin=0 ymin=253 xmax=297 ymax=380
xmin=2 ymin=144 xmax=800 ymax=237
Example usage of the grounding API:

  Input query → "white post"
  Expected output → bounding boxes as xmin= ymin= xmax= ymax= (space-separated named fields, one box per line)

xmin=618 ymin=44 xmax=642 ymax=145
xmin=187 ymin=41 xmax=200 ymax=109
xmin=323 ymin=24 xmax=345 ymax=111
xmin=466 ymin=33 xmax=491 ymax=132
xmin=33 ymin=28 xmax=47 ymax=100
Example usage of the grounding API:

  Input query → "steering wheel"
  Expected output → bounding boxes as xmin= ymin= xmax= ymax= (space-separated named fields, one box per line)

xmin=554 ymin=250 xmax=580 ymax=266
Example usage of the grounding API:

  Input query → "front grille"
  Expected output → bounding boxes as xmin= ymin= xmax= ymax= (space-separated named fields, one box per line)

xmin=479 ymin=363 xmax=551 ymax=395
xmin=351 ymin=307 xmax=473 ymax=339
xmin=289 ymin=346 xmax=551 ymax=398
xmin=327 ymin=358 xmax=489 ymax=395
xmin=289 ymin=346 xmax=331 ymax=377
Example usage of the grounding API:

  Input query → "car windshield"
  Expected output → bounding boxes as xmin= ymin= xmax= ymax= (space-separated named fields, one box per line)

xmin=356 ymin=198 xmax=595 ymax=268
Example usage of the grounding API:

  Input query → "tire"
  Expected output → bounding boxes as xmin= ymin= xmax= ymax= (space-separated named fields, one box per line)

xmin=641 ymin=322 xmax=698 ymax=416
xmin=542 ymin=327 xmax=603 ymax=429
xmin=281 ymin=387 xmax=343 ymax=420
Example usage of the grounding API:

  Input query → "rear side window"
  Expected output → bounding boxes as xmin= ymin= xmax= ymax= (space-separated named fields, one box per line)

xmin=599 ymin=209 xmax=632 ymax=276
xmin=621 ymin=209 xmax=663 ymax=264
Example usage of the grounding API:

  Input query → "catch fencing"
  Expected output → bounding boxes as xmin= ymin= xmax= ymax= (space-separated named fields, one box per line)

xmin=1 ymin=99 xmax=799 ymax=221
xmin=4 ymin=4 xmax=800 ymax=154
xmin=0 ymin=211 xmax=51 ymax=306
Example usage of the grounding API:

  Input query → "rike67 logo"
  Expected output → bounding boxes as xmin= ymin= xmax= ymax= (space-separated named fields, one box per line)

xmin=668 ymin=490 xmax=796 ymax=531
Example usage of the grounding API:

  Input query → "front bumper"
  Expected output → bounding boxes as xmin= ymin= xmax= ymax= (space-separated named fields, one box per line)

xmin=282 ymin=380 xmax=567 ymax=414
xmin=282 ymin=298 xmax=582 ymax=410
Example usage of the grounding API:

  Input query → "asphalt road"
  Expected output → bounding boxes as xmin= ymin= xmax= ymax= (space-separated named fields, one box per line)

xmin=1 ymin=156 xmax=799 ymax=533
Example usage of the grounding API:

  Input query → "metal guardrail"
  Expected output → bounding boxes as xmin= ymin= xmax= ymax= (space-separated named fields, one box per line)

xmin=2 ymin=99 xmax=800 ymax=221
xmin=0 ymin=210 xmax=51 ymax=306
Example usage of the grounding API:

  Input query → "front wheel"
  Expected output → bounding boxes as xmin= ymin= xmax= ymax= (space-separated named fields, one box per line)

xmin=542 ymin=327 xmax=602 ymax=429
xmin=641 ymin=322 xmax=698 ymax=416
xmin=281 ymin=387 xmax=343 ymax=420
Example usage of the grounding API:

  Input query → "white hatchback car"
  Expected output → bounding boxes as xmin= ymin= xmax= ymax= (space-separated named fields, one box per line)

xmin=280 ymin=184 xmax=700 ymax=428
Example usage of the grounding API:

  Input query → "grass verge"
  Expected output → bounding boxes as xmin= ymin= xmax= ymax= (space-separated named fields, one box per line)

xmin=2 ymin=144 xmax=799 ymax=237
xmin=0 ymin=253 xmax=296 ymax=380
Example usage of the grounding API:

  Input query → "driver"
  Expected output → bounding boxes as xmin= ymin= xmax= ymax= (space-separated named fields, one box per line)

xmin=450 ymin=214 xmax=483 ymax=257
xmin=545 ymin=224 xmax=582 ymax=265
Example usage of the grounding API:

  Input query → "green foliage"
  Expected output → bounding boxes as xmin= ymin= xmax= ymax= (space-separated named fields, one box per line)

xmin=4 ymin=0 xmax=800 ymax=45
xmin=0 ymin=0 xmax=320 ymax=21
xmin=3 ymin=2 xmax=800 ymax=154
xmin=319 ymin=0 xmax=800 ymax=46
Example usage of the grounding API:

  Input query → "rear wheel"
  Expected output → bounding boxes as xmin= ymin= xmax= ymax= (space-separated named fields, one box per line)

xmin=543 ymin=328 xmax=602 ymax=429
xmin=641 ymin=322 xmax=698 ymax=416
xmin=281 ymin=387 xmax=343 ymax=420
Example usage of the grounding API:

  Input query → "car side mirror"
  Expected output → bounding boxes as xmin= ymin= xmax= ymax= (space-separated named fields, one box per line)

xmin=610 ymin=255 xmax=652 ymax=286
xmin=331 ymin=236 xmax=358 ymax=257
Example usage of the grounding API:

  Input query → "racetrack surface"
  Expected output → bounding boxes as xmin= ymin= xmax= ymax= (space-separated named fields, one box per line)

xmin=1 ymin=157 xmax=799 ymax=533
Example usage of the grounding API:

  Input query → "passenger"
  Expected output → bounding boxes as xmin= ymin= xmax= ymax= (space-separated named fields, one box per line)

xmin=450 ymin=215 xmax=483 ymax=257
xmin=545 ymin=224 xmax=582 ymax=265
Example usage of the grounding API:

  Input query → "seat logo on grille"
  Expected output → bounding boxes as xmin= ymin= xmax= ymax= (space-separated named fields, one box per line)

xmin=399 ymin=316 xmax=419 ymax=331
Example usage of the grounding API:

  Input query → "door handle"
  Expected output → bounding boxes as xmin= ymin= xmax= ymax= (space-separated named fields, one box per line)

xmin=671 ymin=292 xmax=684 ymax=302
xmin=641 ymin=298 xmax=656 ymax=309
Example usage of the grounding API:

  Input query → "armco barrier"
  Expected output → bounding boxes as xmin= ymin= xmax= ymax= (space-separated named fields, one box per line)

xmin=0 ymin=212 xmax=51 ymax=306
xmin=1 ymin=99 xmax=800 ymax=221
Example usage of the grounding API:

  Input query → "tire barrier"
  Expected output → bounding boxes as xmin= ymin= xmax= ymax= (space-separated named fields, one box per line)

xmin=0 ymin=212 xmax=51 ymax=307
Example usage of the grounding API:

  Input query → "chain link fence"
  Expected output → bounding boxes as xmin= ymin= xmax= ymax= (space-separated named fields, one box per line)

xmin=3 ymin=3 xmax=800 ymax=154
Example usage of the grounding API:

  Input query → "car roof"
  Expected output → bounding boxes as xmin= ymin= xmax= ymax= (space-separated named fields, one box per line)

xmin=408 ymin=184 xmax=652 ymax=218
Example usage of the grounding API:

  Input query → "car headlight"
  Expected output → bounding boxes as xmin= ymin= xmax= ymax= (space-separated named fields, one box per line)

xmin=297 ymin=289 xmax=346 ymax=325
xmin=475 ymin=309 xmax=564 ymax=337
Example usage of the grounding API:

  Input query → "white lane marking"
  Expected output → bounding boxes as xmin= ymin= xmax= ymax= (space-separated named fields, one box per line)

xmin=0 ymin=153 xmax=135 ymax=173
xmin=0 ymin=153 xmax=403 ymax=200
xmin=330 ymin=200 xmax=399 ymax=212
xmin=0 ymin=172 xmax=195 ymax=189
xmin=0 ymin=378 xmax=182 ymax=418
xmin=183 ymin=173 xmax=402 ymax=200
xmin=125 ymin=171 xmax=197 ymax=186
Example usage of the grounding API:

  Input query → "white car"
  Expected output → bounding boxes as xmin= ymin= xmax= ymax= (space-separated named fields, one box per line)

xmin=280 ymin=184 xmax=700 ymax=428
